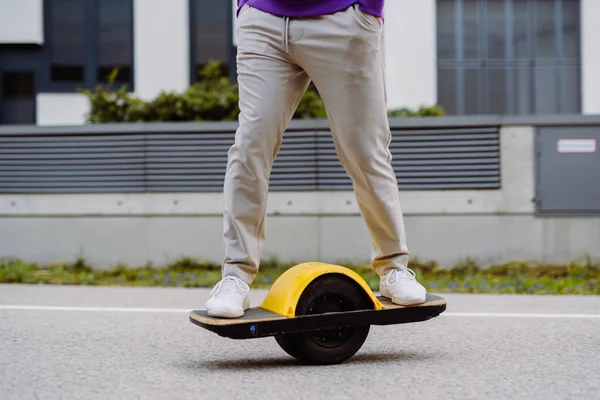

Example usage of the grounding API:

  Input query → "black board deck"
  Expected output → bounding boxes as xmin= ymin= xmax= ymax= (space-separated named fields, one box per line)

xmin=189 ymin=293 xmax=446 ymax=339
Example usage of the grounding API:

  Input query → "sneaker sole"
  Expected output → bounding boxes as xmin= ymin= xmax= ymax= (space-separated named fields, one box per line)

xmin=205 ymin=299 xmax=250 ymax=319
xmin=380 ymin=286 xmax=427 ymax=306
xmin=207 ymin=309 xmax=244 ymax=318
xmin=380 ymin=289 xmax=426 ymax=306
xmin=391 ymin=296 xmax=427 ymax=306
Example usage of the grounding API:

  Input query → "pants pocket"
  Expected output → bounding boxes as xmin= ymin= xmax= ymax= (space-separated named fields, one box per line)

xmin=351 ymin=4 xmax=382 ymax=32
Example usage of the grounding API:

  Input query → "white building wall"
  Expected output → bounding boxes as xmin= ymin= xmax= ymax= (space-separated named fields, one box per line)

xmin=0 ymin=0 xmax=44 ymax=44
xmin=383 ymin=0 xmax=437 ymax=110
xmin=36 ymin=93 xmax=90 ymax=126
xmin=232 ymin=0 xmax=239 ymax=46
xmin=133 ymin=0 xmax=190 ymax=100
xmin=581 ymin=0 xmax=600 ymax=115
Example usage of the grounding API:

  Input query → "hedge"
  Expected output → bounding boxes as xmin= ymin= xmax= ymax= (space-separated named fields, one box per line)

xmin=77 ymin=61 xmax=445 ymax=123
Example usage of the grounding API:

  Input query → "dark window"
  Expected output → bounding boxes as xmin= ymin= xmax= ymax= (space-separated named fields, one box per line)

xmin=45 ymin=0 xmax=134 ymax=89
xmin=436 ymin=0 xmax=581 ymax=115
xmin=49 ymin=0 xmax=86 ymax=82
xmin=97 ymin=0 xmax=133 ymax=83
xmin=1 ymin=72 xmax=36 ymax=124
xmin=190 ymin=0 xmax=233 ymax=82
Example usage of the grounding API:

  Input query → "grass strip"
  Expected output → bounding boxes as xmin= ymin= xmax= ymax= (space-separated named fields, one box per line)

xmin=1 ymin=256 xmax=599 ymax=295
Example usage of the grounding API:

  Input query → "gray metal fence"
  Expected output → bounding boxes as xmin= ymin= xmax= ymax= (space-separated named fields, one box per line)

xmin=0 ymin=115 xmax=597 ymax=194
xmin=0 ymin=118 xmax=505 ymax=193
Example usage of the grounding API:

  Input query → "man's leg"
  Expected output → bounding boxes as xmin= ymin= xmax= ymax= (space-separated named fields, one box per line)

xmin=293 ymin=5 xmax=426 ymax=304
xmin=206 ymin=5 xmax=311 ymax=317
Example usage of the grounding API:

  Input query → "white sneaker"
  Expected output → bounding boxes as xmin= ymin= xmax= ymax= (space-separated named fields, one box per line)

xmin=205 ymin=276 xmax=250 ymax=318
xmin=380 ymin=268 xmax=427 ymax=306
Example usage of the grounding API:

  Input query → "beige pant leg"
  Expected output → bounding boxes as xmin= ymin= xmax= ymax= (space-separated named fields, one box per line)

xmin=222 ymin=6 xmax=311 ymax=284
xmin=293 ymin=5 xmax=410 ymax=276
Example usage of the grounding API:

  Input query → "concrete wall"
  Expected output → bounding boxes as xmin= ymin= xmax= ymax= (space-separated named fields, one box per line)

xmin=2 ymin=124 xmax=599 ymax=268
xmin=3 ymin=214 xmax=598 ymax=269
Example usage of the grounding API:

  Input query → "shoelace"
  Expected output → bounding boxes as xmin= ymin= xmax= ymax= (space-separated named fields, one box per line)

xmin=385 ymin=268 xmax=417 ymax=285
xmin=212 ymin=276 xmax=249 ymax=297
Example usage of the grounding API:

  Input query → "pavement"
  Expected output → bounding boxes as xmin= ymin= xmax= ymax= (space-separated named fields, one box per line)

xmin=1 ymin=284 xmax=599 ymax=400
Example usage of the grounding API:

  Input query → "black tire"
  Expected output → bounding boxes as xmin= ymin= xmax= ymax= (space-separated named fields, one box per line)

xmin=274 ymin=273 xmax=373 ymax=365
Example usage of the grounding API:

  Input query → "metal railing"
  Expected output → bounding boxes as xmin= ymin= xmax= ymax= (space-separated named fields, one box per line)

xmin=1 ymin=114 xmax=599 ymax=194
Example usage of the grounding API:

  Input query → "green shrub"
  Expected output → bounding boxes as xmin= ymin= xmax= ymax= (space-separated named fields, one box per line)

xmin=387 ymin=104 xmax=446 ymax=117
xmin=78 ymin=61 xmax=445 ymax=123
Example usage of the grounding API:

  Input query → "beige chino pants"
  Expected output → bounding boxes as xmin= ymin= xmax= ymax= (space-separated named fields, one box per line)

xmin=222 ymin=4 xmax=409 ymax=284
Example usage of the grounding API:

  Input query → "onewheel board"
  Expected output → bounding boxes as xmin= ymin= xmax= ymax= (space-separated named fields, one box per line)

xmin=189 ymin=293 xmax=446 ymax=339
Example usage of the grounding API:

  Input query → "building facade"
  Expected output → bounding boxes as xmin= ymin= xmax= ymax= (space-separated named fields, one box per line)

xmin=0 ymin=0 xmax=598 ymax=126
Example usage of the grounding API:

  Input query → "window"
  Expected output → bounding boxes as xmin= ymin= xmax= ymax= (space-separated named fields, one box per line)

xmin=436 ymin=0 xmax=581 ymax=115
xmin=0 ymin=72 xmax=36 ymax=125
xmin=49 ymin=0 xmax=86 ymax=82
xmin=189 ymin=0 xmax=234 ymax=82
xmin=97 ymin=0 xmax=134 ymax=83
xmin=44 ymin=0 xmax=134 ymax=89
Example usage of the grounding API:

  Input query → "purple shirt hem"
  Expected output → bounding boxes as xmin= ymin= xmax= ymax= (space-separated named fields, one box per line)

xmin=237 ymin=0 xmax=384 ymax=18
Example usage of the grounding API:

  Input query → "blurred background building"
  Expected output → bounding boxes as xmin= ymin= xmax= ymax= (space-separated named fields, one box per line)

xmin=0 ymin=0 xmax=598 ymax=126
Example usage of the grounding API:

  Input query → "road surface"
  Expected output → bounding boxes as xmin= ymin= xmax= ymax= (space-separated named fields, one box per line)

xmin=1 ymin=284 xmax=599 ymax=399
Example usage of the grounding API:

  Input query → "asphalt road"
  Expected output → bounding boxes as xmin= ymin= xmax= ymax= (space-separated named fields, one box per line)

xmin=1 ymin=284 xmax=599 ymax=400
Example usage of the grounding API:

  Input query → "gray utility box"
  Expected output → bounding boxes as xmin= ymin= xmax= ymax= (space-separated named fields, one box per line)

xmin=535 ymin=126 xmax=600 ymax=216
